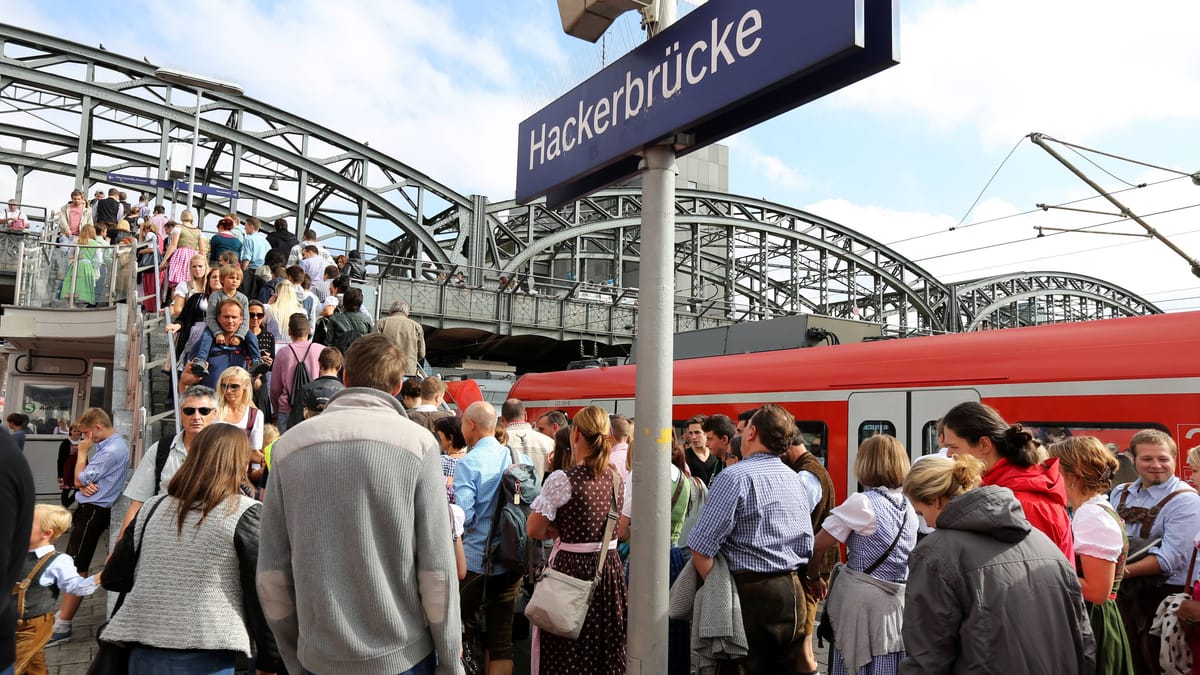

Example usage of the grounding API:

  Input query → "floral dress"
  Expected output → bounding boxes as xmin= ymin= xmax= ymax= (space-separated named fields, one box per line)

xmin=530 ymin=464 xmax=628 ymax=674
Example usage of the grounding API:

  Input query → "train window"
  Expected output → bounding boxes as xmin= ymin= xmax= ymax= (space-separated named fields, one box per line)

xmin=921 ymin=421 xmax=941 ymax=455
xmin=796 ymin=421 xmax=829 ymax=463
xmin=1020 ymin=422 xmax=1170 ymax=452
xmin=858 ymin=420 xmax=896 ymax=445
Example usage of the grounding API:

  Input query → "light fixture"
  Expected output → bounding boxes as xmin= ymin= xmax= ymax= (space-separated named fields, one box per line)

xmin=154 ymin=67 xmax=244 ymax=216
xmin=269 ymin=177 xmax=279 ymax=191
xmin=1191 ymin=171 xmax=1200 ymax=187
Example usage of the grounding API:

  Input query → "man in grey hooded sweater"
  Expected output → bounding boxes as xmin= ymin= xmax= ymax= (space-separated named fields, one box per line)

xmin=257 ymin=333 xmax=463 ymax=675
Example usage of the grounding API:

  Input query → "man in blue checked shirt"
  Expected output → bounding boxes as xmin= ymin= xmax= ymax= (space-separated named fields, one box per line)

xmin=48 ymin=407 xmax=129 ymax=646
xmin=687 ymin=403 xmax=815 ymax=674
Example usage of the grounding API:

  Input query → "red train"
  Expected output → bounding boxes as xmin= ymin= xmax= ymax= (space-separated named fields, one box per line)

xmin=509 ymin=311 xmax=1200 ymax=502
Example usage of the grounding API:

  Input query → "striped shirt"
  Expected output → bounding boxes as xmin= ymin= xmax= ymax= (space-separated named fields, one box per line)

xmin=687 ymin=452 xmax=814 ymax=573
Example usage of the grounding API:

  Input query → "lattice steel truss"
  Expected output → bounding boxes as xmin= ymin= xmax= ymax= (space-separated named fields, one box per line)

xmin=0 ymin=23 xmax=1161 ymax=337
xmin=951 ymin=272 xmax=1162 ymax=332
xmin=0 ymin=23 xmax=468 ymax=262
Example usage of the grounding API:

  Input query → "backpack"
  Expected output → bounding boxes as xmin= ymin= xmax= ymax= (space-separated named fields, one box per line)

xmin=148 ymin=435 xmax=173 ymax=497
xmin=285 ymin=343 xmax=315 ymax=427
xmin=485 ymin=446 xmax=543 ymax=578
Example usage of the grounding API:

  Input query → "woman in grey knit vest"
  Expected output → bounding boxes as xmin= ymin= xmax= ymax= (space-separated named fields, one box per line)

xmin=101 ymin=424 xmax=281 ymax=674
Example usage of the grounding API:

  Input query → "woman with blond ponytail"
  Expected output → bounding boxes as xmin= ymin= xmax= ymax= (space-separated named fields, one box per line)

xmin=527 ymin=405 xmax=628 ymax=674
xmin=900 ymin=455 xmax=1095 ymax=674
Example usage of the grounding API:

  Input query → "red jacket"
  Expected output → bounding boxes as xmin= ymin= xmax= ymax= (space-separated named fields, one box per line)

xmin=983 ymin=457 xmax=1075 ymax=561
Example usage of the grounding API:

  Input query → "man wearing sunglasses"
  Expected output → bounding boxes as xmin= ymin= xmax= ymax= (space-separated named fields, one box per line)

xmin=115 ymin=385 xmax=219 ymax=540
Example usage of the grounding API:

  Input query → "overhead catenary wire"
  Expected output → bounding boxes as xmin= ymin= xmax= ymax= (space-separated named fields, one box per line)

xmin=886 ymin=173 xmax=1188 ymax=247
xmin=914 ymin=202 xmax=1200 ymax=264
xmin=939 ymin=224 xmax=1200 ymax=280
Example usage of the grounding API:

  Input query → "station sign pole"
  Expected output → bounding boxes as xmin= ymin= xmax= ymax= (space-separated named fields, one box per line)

xmin=628 ymin=5 xmax=677 ymax=671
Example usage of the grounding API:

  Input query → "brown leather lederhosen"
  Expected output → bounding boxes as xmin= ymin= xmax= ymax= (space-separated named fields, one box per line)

xmin=1115 ymin=482 xmax=1195 ymax=675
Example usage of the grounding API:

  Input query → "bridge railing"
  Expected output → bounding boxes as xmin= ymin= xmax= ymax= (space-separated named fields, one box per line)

xmin=365 ymin=254 xmax=742 ymax=337
xmin=14 ymin=238 xmax=136 ymax=309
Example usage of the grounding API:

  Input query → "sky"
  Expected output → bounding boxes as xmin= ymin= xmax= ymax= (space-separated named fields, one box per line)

xmin=3 ymin=0 xmax=1200 ymax=311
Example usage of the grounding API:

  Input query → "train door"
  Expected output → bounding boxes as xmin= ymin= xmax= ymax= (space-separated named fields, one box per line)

xmin=846 ymin=388 xmax=980 ymax=497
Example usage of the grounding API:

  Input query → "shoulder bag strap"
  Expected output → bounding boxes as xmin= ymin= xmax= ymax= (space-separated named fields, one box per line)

xmin=15 ymin=552 xmax=62 ymax=618
xmin=863 ymin=498 xmax=910 ymax=576
xmin=592 ymin=470 xmax=621 ymax=587
xmin=671 ymin=472 xmax=686 ymax=508
xmin=111 ymin=496 xmax=167 ymax=615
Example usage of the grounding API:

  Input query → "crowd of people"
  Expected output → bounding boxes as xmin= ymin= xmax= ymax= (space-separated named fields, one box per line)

xmin=7 ymin=374 xmax=1200 ymax=675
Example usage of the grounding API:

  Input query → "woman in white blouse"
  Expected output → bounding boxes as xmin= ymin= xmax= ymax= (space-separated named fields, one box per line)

xmin=1047 ymin=436 xmax=1134 ymax=675
xmin=216 ymin=366 xmax=264 ymax=454
xmin=808 ymin=434 xmax=917 ymax=675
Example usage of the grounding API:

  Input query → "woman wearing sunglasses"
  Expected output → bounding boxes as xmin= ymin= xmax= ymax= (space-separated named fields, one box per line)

xmin=217 ymin=366 xmax=263 ymax=455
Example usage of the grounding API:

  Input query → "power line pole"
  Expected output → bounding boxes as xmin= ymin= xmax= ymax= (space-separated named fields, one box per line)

xmin=1030 ymin=133 xmax=1200 ymax=278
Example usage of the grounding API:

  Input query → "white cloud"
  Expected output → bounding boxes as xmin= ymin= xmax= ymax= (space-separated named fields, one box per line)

xmin=835 ymin=0 xmax=1200 ymax=147
xmin=726 ymin=135 xmax=812 ymax=193
xmin=0 ymin=0 xmax=573 ymax=200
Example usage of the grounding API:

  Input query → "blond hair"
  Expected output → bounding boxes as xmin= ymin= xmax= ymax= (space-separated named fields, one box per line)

xmin=75 ymin=407 xmax=113 ymax=430
xmin=904 ymin=455 xmax=984 ymax=505
xmin=33 ymin=504 xmax=73 ymax=542
xmin=263 ymin=424 xmax=280 ymax=447
xmin=855 ymin=434 xmax=911 ymax=489
xmin=217 ymin=366 xmax=255 ymax=415
xmin=573 ymin=405 xmax=613 ymax=479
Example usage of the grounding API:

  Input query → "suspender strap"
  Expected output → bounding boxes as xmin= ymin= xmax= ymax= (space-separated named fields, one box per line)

xmin=13 ymin=552 xmax=60 ymax=619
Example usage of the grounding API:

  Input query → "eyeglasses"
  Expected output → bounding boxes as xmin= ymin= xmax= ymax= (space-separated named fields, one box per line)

xmin=220 ymin=383 xmax=242 ymax=390
xmin=181 ymin=407 xmax=215 ymax=416
xmin=248 ymin=312 xmax=264 ymax=318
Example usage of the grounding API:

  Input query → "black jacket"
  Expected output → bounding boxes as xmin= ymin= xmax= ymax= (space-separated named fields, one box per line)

xmin=266 ymin=229 xmax=299 ymax=259
xmin=1 ymin=439 xmax=36 ymax=668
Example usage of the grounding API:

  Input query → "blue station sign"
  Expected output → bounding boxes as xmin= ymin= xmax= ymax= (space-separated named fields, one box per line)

xmin=516 ymin=0 xmax=898 ymax=208
xmin=105 ymin=172 xmax=240 ymax=199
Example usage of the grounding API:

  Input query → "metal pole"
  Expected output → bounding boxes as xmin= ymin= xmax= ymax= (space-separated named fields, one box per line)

xmin=629 ymin=5 xmax=677 ymax=673
xmin=1030 ymin=133 xmax=1200 ymax=278
xmin=184 ymin=91 xmax=202 ymax=217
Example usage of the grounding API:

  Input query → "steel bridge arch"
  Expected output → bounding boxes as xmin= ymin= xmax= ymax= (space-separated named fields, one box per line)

xmin=0 ymin=22 xmax=474 ymax=263
xmin=488 ymin=189 xmax=956 ymax=332
xmin=953 ymin=271 xmax=1163 ymax=332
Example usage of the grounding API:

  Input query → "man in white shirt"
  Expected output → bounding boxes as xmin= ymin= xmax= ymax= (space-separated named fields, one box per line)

xmin=117 ymin=386 xmax=219 ymax=536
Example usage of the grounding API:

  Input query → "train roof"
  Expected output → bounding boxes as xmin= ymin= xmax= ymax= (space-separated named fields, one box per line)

xmin=510 ymin=311 xmax=1200 ymax=400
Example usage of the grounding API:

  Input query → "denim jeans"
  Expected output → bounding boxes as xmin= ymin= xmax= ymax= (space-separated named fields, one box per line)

xmin=303 ymin=651 xmax=435 ymax=675
xmin=128 ymin=646 xmax=237 ymax=675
